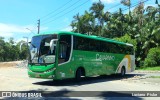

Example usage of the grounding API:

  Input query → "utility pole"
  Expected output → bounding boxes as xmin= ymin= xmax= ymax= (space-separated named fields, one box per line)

xmin=37 ymin=19 xmax=40 ymax=34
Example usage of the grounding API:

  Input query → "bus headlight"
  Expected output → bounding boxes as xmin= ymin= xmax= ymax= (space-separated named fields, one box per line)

xmin=44 ymin=68 xmax=56 ymax=73
xmin=28 ymin=68 xmax=32 ymax=72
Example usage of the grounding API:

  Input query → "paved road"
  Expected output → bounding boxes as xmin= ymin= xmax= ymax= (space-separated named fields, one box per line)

xmin=0 ymin=67 xmax=160 ymax=100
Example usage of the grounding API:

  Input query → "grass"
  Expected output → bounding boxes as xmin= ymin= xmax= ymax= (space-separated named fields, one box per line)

xmin=136 ymin=66 xmax=160 ymax=71
xmin=148 ymin=76 xmax=160 ymax=78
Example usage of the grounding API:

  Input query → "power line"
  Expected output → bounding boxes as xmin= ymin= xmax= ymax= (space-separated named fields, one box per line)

xmin=56 ymin=3 xmax=122 ymax=26
xmin=112 ymin=0 xmax=150 ymax=13
xmin=62 ymin=0 xmax=151 ymax=31
xmin=105 ymin=3 xmax=122 ymax=11
xmin=41 ymin=1 xmax=125 ymax=30
xmin=41 ymin=0 xmax=81 ymax=23
xmin=42 ymin=0 xmax=90 ymax=26
xmin=40 ymin=0 xmax=150 ymax=32
xmin=42 ymin=0 xmax=121 ymax=26
xmin=122 ymin=0 xmax=150 ymax=12
xmin=40 ymin=1 xmax=125 ymax=26
xmin=40 ymin=0 xmax=73 ymax=20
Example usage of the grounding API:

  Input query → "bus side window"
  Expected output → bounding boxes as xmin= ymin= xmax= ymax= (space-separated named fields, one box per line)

xmin=58 ymin=35 xmax=71 ymax=64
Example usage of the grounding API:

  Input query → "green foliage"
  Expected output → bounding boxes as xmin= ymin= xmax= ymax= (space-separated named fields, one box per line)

xmin=137 ymin=66 xmax=160 ymax=71
xmin=114 ymin=34 xmax=137 ymax=51
xmin=70 ymin=1 xmax=160 ymax=67
xmin=0 ymin=37 xmax=28 ymax=62
xmin=144 ymin=47 xmax=160 ymax=67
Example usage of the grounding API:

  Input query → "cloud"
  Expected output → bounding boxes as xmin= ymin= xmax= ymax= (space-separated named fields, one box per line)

xmin=60 ymin=26 xmax=72 ymax=31
xmin=0 ymin=23 xmax=34 ymax=37
xmin=92 ymin=0 xmax=120 ymax=4
xmin=0 ymin=23 xmax=48 ymax=38
xmin=63 ymin=18 xmax=70 ymax=23
xmin=0 ymin=32 xmax=13 ymax=37
xmin=15 ymin=37 xmax=32 ymax=43
xmin=0 ymin=23 xmax=31 ymax=33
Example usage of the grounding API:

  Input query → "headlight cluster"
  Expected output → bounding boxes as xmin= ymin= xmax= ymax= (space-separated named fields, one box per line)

xmin=28 ymin=68 xmax=32 ymax=72
xmin=44 ymin=68 xmax=56 ymax=73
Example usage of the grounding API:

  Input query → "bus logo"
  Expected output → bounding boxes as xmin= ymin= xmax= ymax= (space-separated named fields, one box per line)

xmin=96 ymin=54 xmax=115 ymax=61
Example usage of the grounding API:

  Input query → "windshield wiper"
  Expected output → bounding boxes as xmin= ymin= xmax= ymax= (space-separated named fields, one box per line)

xmin=30 ymin=52 xmax=38 ymax=64
xmin=39 ymin=54 xmax=47 ymax=66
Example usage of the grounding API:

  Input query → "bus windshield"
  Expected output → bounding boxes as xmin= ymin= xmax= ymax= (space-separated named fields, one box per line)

xmin=29 ymin=34 xmax=58 ymax=64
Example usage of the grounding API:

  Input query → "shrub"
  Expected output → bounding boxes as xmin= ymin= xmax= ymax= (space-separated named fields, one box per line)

xmin=114 ymin=34 xmax=137 ymax=51
xmin=144 ymin=47 xmax=160 ymax=67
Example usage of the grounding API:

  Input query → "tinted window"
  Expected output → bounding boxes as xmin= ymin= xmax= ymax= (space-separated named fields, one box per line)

xmin=73 ymin=36 xmax=134 ymax=55
xmin=74 ymin=36 xmax=89 ymax=51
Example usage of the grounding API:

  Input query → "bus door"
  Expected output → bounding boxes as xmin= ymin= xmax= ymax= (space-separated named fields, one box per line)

xmin=56 ymin=35 xmax=73 ymax=79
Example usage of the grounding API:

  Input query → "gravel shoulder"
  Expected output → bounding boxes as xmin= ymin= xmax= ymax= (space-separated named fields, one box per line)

xmin=126 ymin=70 xmax=160 ymax=85
xmin=0 ymin=61 xmax=160 ymax=99
xmin=0 ymin=61 xmax=160 ymax=91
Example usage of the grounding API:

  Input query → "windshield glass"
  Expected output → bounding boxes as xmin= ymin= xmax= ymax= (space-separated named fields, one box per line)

xmin=29 ymin=34 xmax=58 ymax=64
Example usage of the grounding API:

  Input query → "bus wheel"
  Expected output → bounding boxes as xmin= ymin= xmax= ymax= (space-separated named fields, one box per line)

xmin=120 ymin=66 xmax=126 ymax=77
xmin=76 ymin=68 xmax=82 ymax=81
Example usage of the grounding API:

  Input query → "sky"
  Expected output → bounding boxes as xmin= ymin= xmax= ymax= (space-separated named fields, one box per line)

xmin=0 ymin=0 xmax=158 ymax=43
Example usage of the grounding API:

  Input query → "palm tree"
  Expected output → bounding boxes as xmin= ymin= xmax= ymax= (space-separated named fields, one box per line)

xmin=71 ymin=11 xmax=96 ymax=34
xmin=90 ymin=0 xmax=104 ymax=36
xmin=142 ymin=6 xmax=160 ymax=50
xmin=121 ymin=0 xmax=131 ymax=15
xmin=133 ymin=5 xmax=160 ymax=64
xmin=71 ymin=13 xmax=81 ymax=33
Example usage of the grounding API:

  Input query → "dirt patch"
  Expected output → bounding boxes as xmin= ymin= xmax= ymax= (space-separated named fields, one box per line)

xmin=121 ymin=72 xmax=160 ymax=86
xmin=0 ymin=61 xmax=22 ymax=67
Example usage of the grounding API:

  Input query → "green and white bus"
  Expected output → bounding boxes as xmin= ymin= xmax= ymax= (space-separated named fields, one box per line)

xmin=28 ymin=31 xmax=135 ymax=80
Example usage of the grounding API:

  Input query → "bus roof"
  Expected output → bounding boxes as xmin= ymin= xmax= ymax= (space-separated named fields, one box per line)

xmin=34 ymin=31 xmax=133 ymax=46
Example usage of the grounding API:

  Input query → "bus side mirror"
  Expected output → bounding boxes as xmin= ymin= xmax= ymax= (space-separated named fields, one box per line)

xmin=50 ymin=39 xmax=58 ymax=54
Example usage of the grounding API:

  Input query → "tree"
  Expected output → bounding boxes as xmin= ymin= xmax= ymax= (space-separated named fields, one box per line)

xmin=70 ymin=0 xmax=160 ymax=67
xmin=0 ymin=37 xmax=28 ymax=62
xmin=90 ymin=1 xmax=105 ymax=36
xmin=121 ymin=0 xmax=131 ymax=16
xmin=16 ymin=40 xmax=28 ymax=60
xmin=144 ymin=47 xmax=160 ymax=67
xmin=114 ymin=34 xmax=137 ymax=51
xmin=0 ymin=37 xmax=5 ymax=61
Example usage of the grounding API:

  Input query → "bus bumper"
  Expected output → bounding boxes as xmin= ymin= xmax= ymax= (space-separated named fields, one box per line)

xmin=28 ymin=70 xmax=55 ymax=79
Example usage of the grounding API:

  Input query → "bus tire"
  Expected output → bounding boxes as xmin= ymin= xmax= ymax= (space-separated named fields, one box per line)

xmin=76 ymin=68 xmax=82 ymax=82
xmin=120 ymin=66 xmax=126 ymax=77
